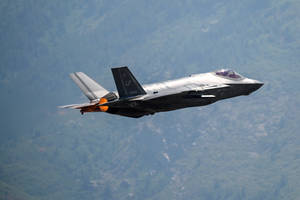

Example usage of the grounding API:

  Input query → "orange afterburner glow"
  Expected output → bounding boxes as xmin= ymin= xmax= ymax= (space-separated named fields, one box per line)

xmin=99 ymin=98 xmax=109 ymax=112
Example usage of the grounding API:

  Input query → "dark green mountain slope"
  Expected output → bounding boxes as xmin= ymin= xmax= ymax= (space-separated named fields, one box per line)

xmin=0 ymin=0 xmax=299 ymax=199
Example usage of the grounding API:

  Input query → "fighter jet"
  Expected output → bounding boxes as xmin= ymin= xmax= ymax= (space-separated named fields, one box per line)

xmin=60 ymin=67 xmax=263 ymax=118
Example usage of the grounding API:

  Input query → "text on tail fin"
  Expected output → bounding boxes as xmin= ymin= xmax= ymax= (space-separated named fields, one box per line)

xmin=111 ymin=66 xmax=146 ymax=98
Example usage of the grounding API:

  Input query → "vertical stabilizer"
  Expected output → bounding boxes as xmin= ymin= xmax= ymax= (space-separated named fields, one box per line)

xmin=111 ymin=66 xmax=146 ymax=98
xmin=70 ymin=72 xmax=109 ymax=101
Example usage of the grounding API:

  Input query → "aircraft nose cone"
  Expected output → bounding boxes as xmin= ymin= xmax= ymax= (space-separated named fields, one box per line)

xmin=254 ymin=82 xmax=264 ymax=90
xmin=248 ymin=82 xmax=263 ymax=94
xmin=253 ymin=82 xmax=264 ymax=91
xmin=244 ymin=81 xmax=264 ymax=95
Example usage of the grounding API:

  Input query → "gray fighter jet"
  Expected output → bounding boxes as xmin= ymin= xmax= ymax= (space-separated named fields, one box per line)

xmin=60 ymin=67 xmax=263 ymax=118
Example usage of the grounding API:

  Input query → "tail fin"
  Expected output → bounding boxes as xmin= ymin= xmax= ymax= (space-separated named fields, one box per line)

xmin=70 ymin=72 xmax=109 ymax=101
xmin=111 ymin=66 xmax=146 ymax=99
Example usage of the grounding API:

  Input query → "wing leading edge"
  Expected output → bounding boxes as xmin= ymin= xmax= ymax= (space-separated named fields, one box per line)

xmin=139 ymin=84 xmax=230 ymax=101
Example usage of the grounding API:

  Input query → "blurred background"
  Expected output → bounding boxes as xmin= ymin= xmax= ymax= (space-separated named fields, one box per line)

xmin=0 ymin=0 xmax=299 ymax=199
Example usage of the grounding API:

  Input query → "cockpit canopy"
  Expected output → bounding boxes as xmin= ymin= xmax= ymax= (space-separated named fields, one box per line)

xmin=215 ymin=69 xmax=243 ymax=80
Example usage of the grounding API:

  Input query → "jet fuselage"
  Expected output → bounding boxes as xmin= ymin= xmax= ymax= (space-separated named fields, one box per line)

xmin=104 ymin=70 xmax=263 ymax=117
xmin=61 ymin=67 xmax=263 ymax=118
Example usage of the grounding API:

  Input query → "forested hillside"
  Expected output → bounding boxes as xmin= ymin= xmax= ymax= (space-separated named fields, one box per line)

xmin=0 ymin=0 xmax=300 ymax=199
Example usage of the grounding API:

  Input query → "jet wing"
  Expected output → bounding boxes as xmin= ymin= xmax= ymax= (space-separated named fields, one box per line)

xmin=98 ymin=84 xmax=230 ymax=108
xmin=140 ymin=84 xmax=230 ymax=101
xmin=63 ymin=84 xmax=230 ymax=109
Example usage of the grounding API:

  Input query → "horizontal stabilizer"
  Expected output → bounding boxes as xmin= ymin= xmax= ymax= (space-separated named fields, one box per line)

xmin=111 ymin=66 xmax=146 ymax=99
xmin=59 ymin=101 xmax=99 ymax=109
xmin=70 ymin=72 xmax=109 ymax=101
